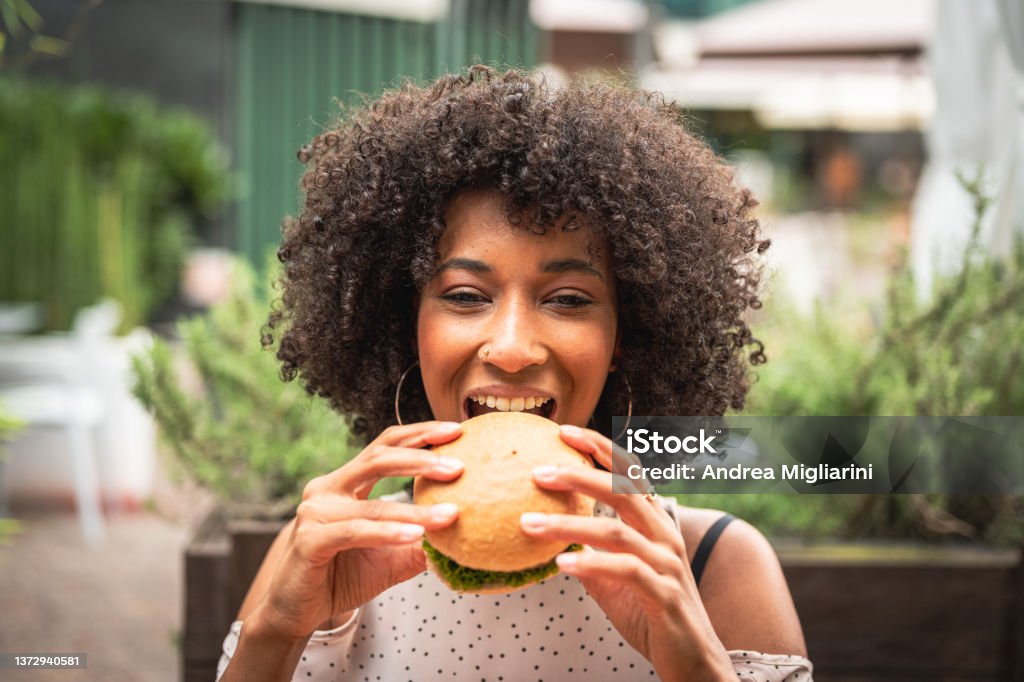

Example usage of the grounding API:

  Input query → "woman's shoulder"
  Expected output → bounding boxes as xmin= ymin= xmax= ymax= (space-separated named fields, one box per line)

xmin=669 ymin=499 xmax=781 ymax=591
xmin=670 ymin=500 xmax=808 ymax=657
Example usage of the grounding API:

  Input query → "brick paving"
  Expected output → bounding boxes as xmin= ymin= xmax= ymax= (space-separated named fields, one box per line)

xmin=0 ymin=463 xmax=217 ymax=682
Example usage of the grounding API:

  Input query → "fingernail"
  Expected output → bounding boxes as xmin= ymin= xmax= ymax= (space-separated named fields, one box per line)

xmin=398 ymin=524 xmax=424 ymax=541
xmin=533 ymin=465 xmax=557 ymax=482
xmin=520 ymin=512 xmax=547 ymax=530
xmin=437 ymin=456 xmax=464 ymax=473
xmin=430 ymin=503 xmax=458 ymax=521
xmin=556 ymin=553 xmax=578 ymax=570
xmin=436 ymin=421 xmax=461 ymax=433
xmin=560 ymin=424 xmax=583 ymax=437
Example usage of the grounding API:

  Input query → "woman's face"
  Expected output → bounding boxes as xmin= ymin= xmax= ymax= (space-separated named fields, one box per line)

xmin=416 ymin=189 xmax=619 ymax=428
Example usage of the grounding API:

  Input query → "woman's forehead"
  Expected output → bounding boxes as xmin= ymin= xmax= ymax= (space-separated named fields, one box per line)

xmin=438 ymin=188 xmax=610 ymax=268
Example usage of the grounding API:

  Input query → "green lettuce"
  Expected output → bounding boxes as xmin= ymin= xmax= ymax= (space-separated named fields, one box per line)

xmin=423 ymin=539 xmax=583 ymax=591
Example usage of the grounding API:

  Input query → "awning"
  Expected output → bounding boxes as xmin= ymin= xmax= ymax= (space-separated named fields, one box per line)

xmin=695 ymin=0 xmax=935 ymax=57
xmin=642 ymin=56 xmax=934 ymax=131
xmin=529 ymin=0 xmax=648 ymax=33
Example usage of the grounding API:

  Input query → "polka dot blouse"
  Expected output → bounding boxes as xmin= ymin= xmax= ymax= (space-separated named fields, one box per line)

xmin=217 ymin=493 xmax=814 ymax=682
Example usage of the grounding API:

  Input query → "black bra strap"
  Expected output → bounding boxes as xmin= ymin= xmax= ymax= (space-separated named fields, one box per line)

xmin=690 ymin=513 xmax=736 ymax=588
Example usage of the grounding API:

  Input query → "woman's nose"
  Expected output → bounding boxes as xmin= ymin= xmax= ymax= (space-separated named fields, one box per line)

xmin=482 ymin=301 xmax=548 ymax=373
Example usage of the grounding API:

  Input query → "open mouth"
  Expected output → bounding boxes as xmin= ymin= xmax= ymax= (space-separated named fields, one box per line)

xmin=464 ymin=395 xmax=556 ymax=420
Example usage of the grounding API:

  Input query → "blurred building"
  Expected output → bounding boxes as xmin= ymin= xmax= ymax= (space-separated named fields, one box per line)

xmin=19 ymin=0 xmax=970 ymax=300
xmin=645 ymin=0 xmax=935 ymax=213
xmin=27 ymin=0 xmax=673 ymax=266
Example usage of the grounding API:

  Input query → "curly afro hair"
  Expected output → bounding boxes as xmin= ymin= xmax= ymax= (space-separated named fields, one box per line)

xmin=265 ymin=65 xmax=768 ymax=444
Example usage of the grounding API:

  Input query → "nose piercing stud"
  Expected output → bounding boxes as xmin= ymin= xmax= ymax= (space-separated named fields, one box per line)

xmin=480 ymin=347 xmax=490 ymax=361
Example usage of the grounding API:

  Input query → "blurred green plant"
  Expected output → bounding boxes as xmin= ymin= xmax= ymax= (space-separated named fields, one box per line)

xmin=0 ymin=403 xmax=24 ymax=545
xmin=749 ymin=171 xmax=1024 ymax=417
xmin=0 ymin=0 xmax=67 ymax=68
xmin=0 ymin=405 xmax=22 ymax=439
xmin=131 ymin=256 xmax=381 ymax=518
xmin=739 ymin=169 xmax=1024 ymax=545
xmin=0 ymin=77 xmax=232 ymax=332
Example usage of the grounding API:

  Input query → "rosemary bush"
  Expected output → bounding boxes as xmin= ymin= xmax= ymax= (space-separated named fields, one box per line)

xmin=732 ymin=172 xmax=1024 ymax=544
xmin=131 ymin=257 xmax=384 ymax=517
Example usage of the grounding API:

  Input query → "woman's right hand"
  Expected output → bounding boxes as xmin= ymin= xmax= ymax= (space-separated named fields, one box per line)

xmin=250 ymin=420 xmax=464 ymax=641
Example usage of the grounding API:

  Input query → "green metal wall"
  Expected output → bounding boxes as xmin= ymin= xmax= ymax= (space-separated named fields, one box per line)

xmin=234 ymin=0 xmax=538 ymax=265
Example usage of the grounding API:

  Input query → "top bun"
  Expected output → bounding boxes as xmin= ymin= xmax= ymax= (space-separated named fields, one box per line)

xmin=414 ymin=412 xmax=596 ymax=573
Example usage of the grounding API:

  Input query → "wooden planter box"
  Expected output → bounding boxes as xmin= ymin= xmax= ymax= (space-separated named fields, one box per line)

xmin=779 ymin=542 xmax=1023 ymax=681
xmin=183 ymin=509 xmax=286 ymax=682
xmin=184 ymin=512 xmax=1024 ymax=682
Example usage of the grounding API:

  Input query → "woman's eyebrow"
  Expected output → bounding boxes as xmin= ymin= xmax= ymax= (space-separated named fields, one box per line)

xmin=434 ymin=257 xmax=604 ymax=282
xmin=541 ymin=258 xmax=604 ymax=281
xmin=436 ymin=257 xmax=491 ymax=275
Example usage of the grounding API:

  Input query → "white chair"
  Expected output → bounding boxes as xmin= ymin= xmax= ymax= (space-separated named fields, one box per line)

xmin=0 ymin=300 xmax=122 ymax=545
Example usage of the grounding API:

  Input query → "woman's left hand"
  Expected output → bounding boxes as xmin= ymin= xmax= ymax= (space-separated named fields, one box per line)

xmin=520 ymin=424 xmax=734 ymax=682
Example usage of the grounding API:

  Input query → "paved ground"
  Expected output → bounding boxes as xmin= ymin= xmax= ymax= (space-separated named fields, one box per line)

xmin=0 ymin=462 xmax=217 ymax=682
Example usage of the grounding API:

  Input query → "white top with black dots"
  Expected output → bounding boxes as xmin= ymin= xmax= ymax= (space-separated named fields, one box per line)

xmin=217 ymin=493 xmax=814 ymax=682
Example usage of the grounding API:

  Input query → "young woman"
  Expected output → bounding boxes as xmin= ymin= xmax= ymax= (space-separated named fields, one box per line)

xmin=217 ymin=66 xmax=811 ymax=681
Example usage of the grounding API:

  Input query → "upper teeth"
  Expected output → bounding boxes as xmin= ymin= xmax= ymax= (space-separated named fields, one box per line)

xmin=472 ymin=395 xmax=551 ymax=412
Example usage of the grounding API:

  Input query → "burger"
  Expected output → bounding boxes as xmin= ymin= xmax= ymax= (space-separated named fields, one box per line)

xmin=414 ymin=411 xmax=596 ymax=593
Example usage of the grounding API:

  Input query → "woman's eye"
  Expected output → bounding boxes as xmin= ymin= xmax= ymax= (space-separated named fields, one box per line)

xmin=549 ymin=294 xmax=593 ymax=308
xmin=441 ymin=291 xmax=487 ymax=305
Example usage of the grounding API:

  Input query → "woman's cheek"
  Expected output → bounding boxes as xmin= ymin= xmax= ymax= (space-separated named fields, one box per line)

xmin=564 ymin=328 xmax=616 ymax=423
xmin=418 ymin=314 xmax=478 ymax=420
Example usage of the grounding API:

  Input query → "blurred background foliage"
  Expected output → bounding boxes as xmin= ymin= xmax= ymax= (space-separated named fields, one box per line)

xmin=131 ymin=256 xmax=404 ymax=518
xmin=723 ymin=174 xmax=1024 ymax=546
xmin=749 ymin=173 xmax=1024 ymax=418
xmin=0 ymin=0 xmax=70 ymax=69
xmin=0 ymin=403 xmax=23 ymax=544
xmin=0 ymin=77 xmax=232 ymax=332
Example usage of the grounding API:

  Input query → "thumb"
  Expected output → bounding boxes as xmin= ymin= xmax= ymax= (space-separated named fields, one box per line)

xmin=389 ymin=541 xmax=428 ymax=584
xmin=571 ymin=546 xmax=607 ymax=598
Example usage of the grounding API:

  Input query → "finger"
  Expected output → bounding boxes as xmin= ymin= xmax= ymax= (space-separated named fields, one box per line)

xmin=339 ymin=445 xmax=468 ymax=498
xmin=305 ymin=429 xmax=465 ymax=500
xmin=533 ymin=461 xmax=681 ymax=546
xmin=377 ymin=420 xmax=463 ymax=449
xmin=390 ymin=537 xmax=430 ymax=584
xmin=293 ymin=518 xmax=427 ymax=565
xmin=554 ymin=549 xmax=678 ymax=612
xmin=520 ymin=513 xmax=683 ymax=577
xmin=305 ymin=421 xmax=461 ymax=499
xmin=559 ymin=425 xmax=650 ymax=494
xmin=297 ymin=497 xmax=460 ymax=530
xmin=559 ymin=424 xmax=614 ymax=470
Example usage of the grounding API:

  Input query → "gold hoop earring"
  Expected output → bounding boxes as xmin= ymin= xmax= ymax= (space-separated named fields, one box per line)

xmin=612 ymin=373 xmax=633 ymax=442
xmin=394 ymin=361 xmax=420 ymax=426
